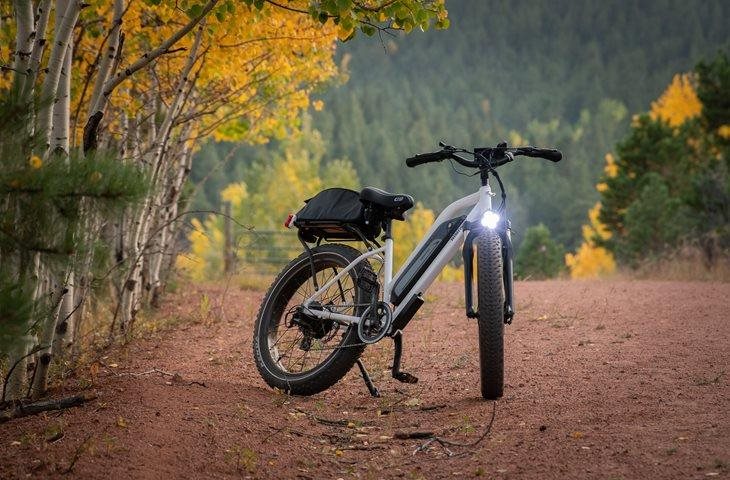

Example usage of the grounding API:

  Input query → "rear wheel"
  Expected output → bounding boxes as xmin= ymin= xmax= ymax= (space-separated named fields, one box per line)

xmin=253 ymin=244 xmax=371 ymax=395
xmin=476 ymin=230 xmax=505 ymax=400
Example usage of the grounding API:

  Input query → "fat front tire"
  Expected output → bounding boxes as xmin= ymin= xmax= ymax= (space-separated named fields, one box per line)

xmin=253 ymin=244 xmax=371 ymax=395
xmin=476 ymin=230 xmax=505 ymax=400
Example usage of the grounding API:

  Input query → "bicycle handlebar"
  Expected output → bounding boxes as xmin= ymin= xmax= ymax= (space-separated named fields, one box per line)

xmin=405 ymin=143 xmax=562 ymax=169
xmin=405 ymin=150 xmax=454 ymax=167
xmin=511 ymin=147 xmax=562 ymax=162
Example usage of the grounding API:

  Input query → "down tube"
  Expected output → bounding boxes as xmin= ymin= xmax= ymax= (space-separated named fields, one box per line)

xmin=391 ymin=228 xmax=466 ymax=319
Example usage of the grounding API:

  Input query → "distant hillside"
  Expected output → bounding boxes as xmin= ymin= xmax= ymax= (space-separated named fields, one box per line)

xmin=192 ymin=0 xmax=730 ymax=248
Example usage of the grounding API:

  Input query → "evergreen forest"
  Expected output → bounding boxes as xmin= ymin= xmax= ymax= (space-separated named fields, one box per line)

xmin=192 ymin=0 xmax=730 ymax=250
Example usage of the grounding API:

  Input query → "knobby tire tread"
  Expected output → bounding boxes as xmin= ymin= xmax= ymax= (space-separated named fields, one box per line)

xmin=253 ymin=244 xmax=371 ymax=395
xmin=476 ymin=231 xmax=505 ymax=400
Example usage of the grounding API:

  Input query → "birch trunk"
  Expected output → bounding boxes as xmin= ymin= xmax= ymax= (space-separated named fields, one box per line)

xmin=145 ymin=24 xmax=204 ymax=304
xmin=3 ymin=254 xmax=40 ymax=402
xmin=29 ymin=278 xmax=66 ymax=398
xmin=11 ymin=0 xmax=34 ymax=96
xmin=35 ymin=0 xmax=80 ymax=153
xmin=50 ymin=32 xmax=72 ymax=155
xmin=20 ymin=0 xmax=53 ymax=100
xmin=30 ymin=0 xmax=77 ymax=397
xmin=87 ymin=0 xmax=124 ymax=116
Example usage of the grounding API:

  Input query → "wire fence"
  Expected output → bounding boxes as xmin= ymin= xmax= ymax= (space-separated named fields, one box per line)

xmin=235 ymin=230 xmax=303 ymax=276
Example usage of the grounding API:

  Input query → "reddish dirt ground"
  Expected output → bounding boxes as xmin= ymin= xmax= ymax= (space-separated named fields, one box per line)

xmin=1 ymin=280 xmax=729 ymax=479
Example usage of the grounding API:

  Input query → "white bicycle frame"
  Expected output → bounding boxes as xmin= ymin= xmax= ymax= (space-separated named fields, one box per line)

xmin=301 ymin=182 xmax=496 ymax=326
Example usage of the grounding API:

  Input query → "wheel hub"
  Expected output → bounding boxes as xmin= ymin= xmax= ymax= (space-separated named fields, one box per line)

xmin=291 ymin=302 xmax=336 ymax=340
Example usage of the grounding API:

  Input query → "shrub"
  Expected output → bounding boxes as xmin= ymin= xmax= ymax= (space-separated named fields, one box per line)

xmin=516 ymin=224 xmax=565 ymax=279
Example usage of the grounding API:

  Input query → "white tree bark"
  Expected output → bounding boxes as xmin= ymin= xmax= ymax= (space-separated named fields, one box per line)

xmin=88 ymin=0 xmax=124 ymax=116
xmin=21 ymin=0 xmax=53 ymax=100
xmin=11 ymin=0 xmax=34 ymax=96
xmin=35 ymin=0 xmax=81 ymax=153
xmin=145 ymin=24 xmax=204 ymax=303
xmin=50 ymin=30 xmax=72 ymax=155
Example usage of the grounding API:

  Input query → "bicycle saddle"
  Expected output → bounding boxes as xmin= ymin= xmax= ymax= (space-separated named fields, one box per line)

xmin=360 ymin=187 xmax=413 ymax=212
xmin=360 ymin=187 xmax=414 ymax=217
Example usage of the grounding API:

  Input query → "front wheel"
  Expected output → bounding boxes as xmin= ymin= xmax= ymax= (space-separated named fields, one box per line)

xmin=476 ymin=230 xmax=505 ymax=400
xmin=253 ymin=244 xmax=371 ymax=395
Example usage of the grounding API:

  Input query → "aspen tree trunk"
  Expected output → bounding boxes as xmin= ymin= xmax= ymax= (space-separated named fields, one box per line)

xmin=3 ymin=254 xmax=40 ymax=402
xmin=30 ymin=280 xmax=66 ymax=398
xmin=153 ymin=138 xmax=194 ymax=302
xmin=11 ymin=0 xmax=34 ymax=96
xmin=223 ymin=202 xmax=233 ymax=274
xmin=35 ymin=0 xmax=80 ymax=152
xmin=30 ymin=0 xmax=78 ymax=398
xmin=21 ymin=0 xmax=53 ymax=100
xmin=49 ymin=14 xmax=75 ymax=362
xmin=145 ymin=24 xmax=204 ymax=306
xmin=87 ymin=0 xmax=123 ymax=117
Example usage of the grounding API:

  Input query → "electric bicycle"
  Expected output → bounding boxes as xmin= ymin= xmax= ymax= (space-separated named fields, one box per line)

xmin=252 ymin=141 xmax=562 ymax=399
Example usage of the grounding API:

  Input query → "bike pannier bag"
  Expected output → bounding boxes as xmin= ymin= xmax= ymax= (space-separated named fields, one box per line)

xmin=293 ymin=188 xmax=381 ymax=241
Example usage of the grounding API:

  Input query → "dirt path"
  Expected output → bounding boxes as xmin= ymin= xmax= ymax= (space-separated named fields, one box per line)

xmin=1 ymin=280 xmax=728 ymax=479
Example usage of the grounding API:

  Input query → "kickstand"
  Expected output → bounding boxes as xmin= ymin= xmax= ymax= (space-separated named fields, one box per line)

xmin=391 ymin=331 xmax=419 ymax=384
xmin=356 ymin=359 xmax=380 ymax=397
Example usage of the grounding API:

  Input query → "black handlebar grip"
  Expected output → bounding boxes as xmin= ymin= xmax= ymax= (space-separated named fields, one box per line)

xmin=405 ymin=151 xmax=450 ymax=167
xmin=538 ymin=149 xmax=562 ymax=162
xmin=519 ymin=147 xmax=562 ymax=162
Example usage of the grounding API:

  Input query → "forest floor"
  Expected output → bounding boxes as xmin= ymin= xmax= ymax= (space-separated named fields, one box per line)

xmin=1 ymin=280 xmax=729 ymax=479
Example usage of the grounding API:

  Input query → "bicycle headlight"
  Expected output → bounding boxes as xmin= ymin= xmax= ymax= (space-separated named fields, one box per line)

xmin=480 ymin=210 xmax=500 ymax=229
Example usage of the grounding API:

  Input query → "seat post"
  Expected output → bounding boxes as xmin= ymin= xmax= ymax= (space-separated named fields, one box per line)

xmin=383 ymin=219 xmax=394 ymax=303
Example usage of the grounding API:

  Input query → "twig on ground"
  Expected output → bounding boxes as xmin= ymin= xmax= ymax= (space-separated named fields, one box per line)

xmin=294 ymin=407 xmax=355 ymax=427
xmin=340 ymin=444 xmax=386 ymax=451
xmin=419 ymin=404 xmax=446 ymax=412
xmin=61 ymin=433 xmax=94 ymax=474
xmin=412 ymin=401 xmax=497 ymax=456
xmin=112 ymin=367 xmax=207 ymax=387
xmin=261 ymin=424 xmax=288 ymax=443
xmin=394 ymin=431 xmax=435 ymax=439
xmin=0 ymin=392 xmax=98 ymax=423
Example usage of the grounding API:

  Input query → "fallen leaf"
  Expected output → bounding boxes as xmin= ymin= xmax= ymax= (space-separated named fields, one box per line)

xmin=404 ymin=397 xmax=421 ymax=407
xmin=570 ymin=431 xmax=584 ymax=439
xmin=10 ymin=441 xmax=21 ymax=446
xmin=116 ymin=416 xmax=127 ymax=428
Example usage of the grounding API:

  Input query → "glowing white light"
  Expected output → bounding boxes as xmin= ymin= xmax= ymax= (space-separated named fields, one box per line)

xmin=480 ymin=210 xmax=500 ymax=229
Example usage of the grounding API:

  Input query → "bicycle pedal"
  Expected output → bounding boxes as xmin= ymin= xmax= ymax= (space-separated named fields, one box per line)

xmin=393 ymin=371 xmax=419 ymax=384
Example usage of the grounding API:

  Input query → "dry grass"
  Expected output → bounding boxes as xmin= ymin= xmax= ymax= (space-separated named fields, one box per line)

xmin=617 ymin=248 xmax=730 ymax=282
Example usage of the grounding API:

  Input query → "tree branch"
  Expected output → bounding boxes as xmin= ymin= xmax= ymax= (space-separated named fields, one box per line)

xmin=101 ymin=0 xmax=219 ymax=99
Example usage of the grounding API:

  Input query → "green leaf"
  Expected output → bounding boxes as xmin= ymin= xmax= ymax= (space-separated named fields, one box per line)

xmin=360 ymin=24 xmax=375 ymax=36
xmin=253 ymin=0 xmax=265 ymax=10
xmin=186 ymin=3 xmax=203 ymax=19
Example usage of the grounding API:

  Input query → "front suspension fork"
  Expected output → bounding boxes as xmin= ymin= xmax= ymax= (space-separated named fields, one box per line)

xmin=462 ymin=222 xmax=515 ymax=323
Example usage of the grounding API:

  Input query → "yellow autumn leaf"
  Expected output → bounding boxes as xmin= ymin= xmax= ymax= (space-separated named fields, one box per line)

xmin=650 ymin=73 xmax=701 ymax=127
xmin=116 ymin=416 xmax=127 ymax=428
xmin=29 ymin=155 xmax=43 ymax=169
